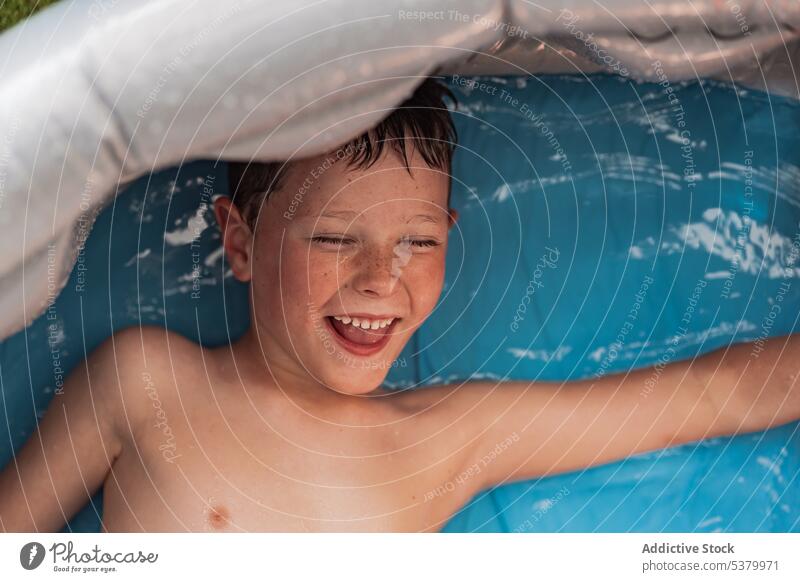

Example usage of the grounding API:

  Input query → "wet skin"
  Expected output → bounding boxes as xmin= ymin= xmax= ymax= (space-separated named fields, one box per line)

xmin=2 ymin=146 xmax=798 ymax=531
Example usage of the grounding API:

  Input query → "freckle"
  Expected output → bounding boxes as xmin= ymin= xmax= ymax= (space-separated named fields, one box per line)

xmin=207 ymin=505 xmax=230 ymax=529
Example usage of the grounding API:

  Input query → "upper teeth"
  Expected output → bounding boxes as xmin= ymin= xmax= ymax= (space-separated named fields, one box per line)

xmin=332 ymin=316 xmax=395 ymax=330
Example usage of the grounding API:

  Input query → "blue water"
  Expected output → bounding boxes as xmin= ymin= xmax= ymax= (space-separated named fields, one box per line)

xmin=1 ymin=74 xmax=798 ymax=532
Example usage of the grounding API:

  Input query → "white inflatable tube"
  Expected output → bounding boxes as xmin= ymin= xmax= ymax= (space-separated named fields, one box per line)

xmin=0 ymin=0 xmax=501 ymax=341
xmin=0 ymin=0 xmax=797 ymax=342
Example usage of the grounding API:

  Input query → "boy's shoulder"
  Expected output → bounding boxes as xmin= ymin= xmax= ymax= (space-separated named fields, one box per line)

xmin=115 ymin=323 xmax=200 ymax=354
xmin=87 ymin=325 xmax=204 ymax=419
xmin=100 ymin=324 xmax=200 ymax=375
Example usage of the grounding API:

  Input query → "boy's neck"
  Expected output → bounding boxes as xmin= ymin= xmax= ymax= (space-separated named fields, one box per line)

xmin=228 ymin=324 xmax=346 ymax=405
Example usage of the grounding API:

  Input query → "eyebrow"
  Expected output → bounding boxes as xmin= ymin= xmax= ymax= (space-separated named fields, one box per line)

xmin=314 ymin=210 xmax=443 ymax=224
xmin=317 ymin=210 xmax=358 ymax=221
xmin=406 ymin=213 xmax=444 ymax=225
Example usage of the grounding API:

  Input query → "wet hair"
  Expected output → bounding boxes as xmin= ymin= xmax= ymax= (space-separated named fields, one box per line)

xmin=227 ymin=77 xmax=458 ymax=228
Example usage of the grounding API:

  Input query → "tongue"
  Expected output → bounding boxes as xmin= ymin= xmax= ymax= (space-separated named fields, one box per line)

xmin=330 ymin=318 xmax=389 ymax=345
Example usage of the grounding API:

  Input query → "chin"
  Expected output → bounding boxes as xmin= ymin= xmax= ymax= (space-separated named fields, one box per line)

xmin=316 ymin=360 xmax=389 ymax=395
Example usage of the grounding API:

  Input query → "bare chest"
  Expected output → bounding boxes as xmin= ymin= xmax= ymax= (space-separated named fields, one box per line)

xmin=102 ymin=405 xmax=458 ymax=532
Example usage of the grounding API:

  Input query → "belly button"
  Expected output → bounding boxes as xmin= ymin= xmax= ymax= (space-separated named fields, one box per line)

xmin=207 ymin=505 xmax=230 ymax=530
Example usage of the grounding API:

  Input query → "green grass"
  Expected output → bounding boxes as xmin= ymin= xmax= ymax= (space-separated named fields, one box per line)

xmin=0 ymin=0 xmax=60 ymax=33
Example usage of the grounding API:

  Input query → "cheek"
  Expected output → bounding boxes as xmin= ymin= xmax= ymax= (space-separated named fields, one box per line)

xmin=250 ymin=242 xmax=313 ymax=321
xmin=407 ymin=254 xmax=446 ymax=313
xmin=277 ymin=248 xmax=343 ymax=309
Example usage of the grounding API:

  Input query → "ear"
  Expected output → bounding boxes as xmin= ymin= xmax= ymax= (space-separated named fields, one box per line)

xmin=447 ymin=207 xmax=459 ymax=228
xmin=213 ymin=196 xmax=253 ymax=282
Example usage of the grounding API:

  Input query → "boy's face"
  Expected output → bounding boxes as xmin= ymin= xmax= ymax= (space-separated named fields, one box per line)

xmin=219 ymin=145 xmax=456 ymax=395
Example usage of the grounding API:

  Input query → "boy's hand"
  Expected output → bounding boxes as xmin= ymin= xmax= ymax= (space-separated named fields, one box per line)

xmin=406 ymin=334 xmax=800 ymax=499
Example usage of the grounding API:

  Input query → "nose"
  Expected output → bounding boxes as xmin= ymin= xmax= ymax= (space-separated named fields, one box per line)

xmin=348 ymin=243 xmax=408 ymax=298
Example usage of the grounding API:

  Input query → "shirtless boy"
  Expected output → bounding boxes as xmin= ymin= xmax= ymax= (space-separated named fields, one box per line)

xmin=1 ymin=78 xmax=799 ymax=532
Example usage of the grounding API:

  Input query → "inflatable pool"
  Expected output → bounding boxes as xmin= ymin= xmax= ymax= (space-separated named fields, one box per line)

xmin=1 ymin=1 xmax=799 ymax=532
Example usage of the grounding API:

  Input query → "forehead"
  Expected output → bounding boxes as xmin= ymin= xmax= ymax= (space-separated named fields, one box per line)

xmin=272 ymin=145 xmax=449 ymax=221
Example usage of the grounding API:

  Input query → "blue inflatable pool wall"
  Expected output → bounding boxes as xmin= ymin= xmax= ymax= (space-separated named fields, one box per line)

xmin=1 ymin=74 xmax=798 ymax=532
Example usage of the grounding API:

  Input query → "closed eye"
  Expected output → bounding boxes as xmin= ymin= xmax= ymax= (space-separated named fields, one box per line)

xmin=311 ymin=235 xmax=355 ymax=246
xmin=312 ymin=236 xmax=441 ymax=248
xmin=404 ymin=238 xmax=441 ymax=248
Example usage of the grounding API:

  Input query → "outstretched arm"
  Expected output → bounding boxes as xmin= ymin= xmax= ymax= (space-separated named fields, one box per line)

xmin=407 ymin=334 xmax=799 ymax=494
xmin=0 ymin=334 xmax=125 ymax=532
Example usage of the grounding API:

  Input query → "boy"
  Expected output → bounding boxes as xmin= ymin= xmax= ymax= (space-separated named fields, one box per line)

xmin=1 ymin=78 xmax=798 ymax=532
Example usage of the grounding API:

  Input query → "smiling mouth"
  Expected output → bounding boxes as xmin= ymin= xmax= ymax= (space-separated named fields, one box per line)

xmin=324 ymin=316 xmax=400 ymax=356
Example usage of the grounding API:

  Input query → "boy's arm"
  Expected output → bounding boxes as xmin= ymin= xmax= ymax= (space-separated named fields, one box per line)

xmin=409 ymin=334 xmax=799 ymax=494
xmin=0 ymin=334 xmax=127 ymax=532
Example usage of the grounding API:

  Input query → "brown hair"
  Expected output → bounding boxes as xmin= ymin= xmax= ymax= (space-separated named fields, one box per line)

xmin=227 ymin=77 xmax=458 ymax=228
